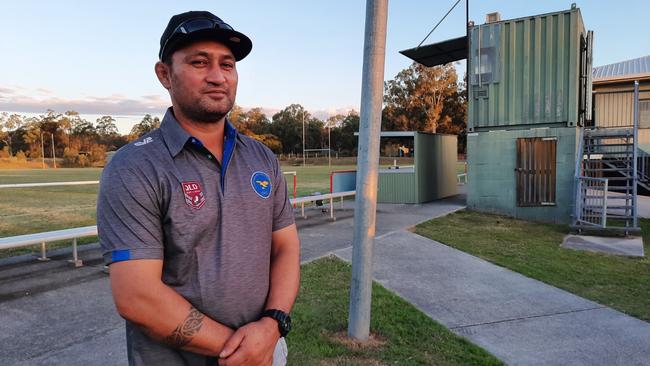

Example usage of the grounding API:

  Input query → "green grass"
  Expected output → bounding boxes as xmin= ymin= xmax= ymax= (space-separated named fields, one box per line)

xmin=415 ymin=210 xmax=650 ymax=322
xmin=289 ymin=256 xmax=503 ymax=366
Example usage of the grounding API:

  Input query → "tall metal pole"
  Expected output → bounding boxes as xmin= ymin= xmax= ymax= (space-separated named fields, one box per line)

xmin=302 ymin=110 xmax=305 ymax=167
xmin=348 ymin=0 xmax=388 ymax=341
xmin=51 ymin=133 xmax=57 ymax=169
xmin=328 ymin=123 xmax=331 ymax=169
xmin=40 ymin=132 xmax=45 ymax=169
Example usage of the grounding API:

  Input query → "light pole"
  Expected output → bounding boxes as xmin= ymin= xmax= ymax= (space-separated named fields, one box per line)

xmin=302 ymin=110 xmax=306 ymax=167
xmin=40 ymin=132 xmax=45 ymax=169
xmin=50 ymin=132 xmax=57 ymax=169
xmin=327 ymin=121 xmax=332 ymax=169
xmin=348 ymin=0 xmax=388 ymax=341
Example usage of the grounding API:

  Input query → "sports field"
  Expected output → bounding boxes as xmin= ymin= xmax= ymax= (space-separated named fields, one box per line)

xmin=0 ymin=161 xmax=466 ymax=257
xmin=0 ymin=165 xmax=335 ymax=237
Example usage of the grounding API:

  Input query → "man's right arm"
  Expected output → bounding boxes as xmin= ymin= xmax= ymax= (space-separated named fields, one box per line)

xmin=109 ymin=258 xmax=234 ymax=356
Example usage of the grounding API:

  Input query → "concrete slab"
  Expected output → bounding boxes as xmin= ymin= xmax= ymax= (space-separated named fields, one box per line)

xmin=562 ymin=234 xmax=645 ymax=257
xmin=334 ymin=231 xmax=602 ymax=328
xmin=334 ymin=231 xmax=650 ymax=365
xmin=298 ymin=193 xmax=466 ymax=263
xmin=454 ymin=307 xmax=650 ymax=366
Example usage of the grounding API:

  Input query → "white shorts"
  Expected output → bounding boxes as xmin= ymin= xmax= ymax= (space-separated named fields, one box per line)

xmin=273 ymin=337 xmax=288 ymax=366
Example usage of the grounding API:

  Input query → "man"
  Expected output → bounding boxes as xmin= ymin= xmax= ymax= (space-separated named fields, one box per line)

xmin=97 ymin=11 xmax=300 ymax=366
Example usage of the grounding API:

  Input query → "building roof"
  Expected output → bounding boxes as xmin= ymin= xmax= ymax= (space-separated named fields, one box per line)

xmin=593 ymin=55 xmax=650 ymax=84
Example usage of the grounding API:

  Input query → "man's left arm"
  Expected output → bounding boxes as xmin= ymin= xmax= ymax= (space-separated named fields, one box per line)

xmin=219 ymin=224 xmax=300 ymax=365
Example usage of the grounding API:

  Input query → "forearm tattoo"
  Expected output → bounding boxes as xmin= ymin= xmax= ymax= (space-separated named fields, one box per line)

xmin=162 ymin=306 xmax=205 ymax=348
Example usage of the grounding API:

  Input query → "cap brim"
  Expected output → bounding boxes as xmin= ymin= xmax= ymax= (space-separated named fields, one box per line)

xmin=161 ymin=28 xmax=252 ymax=62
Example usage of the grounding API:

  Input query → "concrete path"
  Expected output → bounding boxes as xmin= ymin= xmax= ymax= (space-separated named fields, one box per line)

xmin=2 ymin=188 xmax=650 ymax=365
xmin=333 ymin=231 xmax=650 ymax=366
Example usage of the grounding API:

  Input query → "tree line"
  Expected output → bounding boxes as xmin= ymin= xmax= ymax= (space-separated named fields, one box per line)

xmin=0 ymin=63 xmax=466 ymax=166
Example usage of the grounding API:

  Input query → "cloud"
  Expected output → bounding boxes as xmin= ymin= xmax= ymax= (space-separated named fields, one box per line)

xmin=0 ymin=88 xmax=169 ymax=115
xmin=1 ymin=87 xmax=358 ymax=122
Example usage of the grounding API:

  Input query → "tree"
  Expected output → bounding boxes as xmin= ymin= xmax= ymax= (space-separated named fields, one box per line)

xmin=0 ymin=112 xmax=25 ymax=156
xmin=129 ymin=114 xmax=161 ymax=141
xmin=96 ymin=116 xmax=119 ymax=136
xmin=96 ymin=115 xmax=127 ymax=151
xmin=330 ymin=111 xmax=360 ymax=155
xmin=270 ymin=104 xmax=309 ymax=154
xmin=382 ymin=62 xmax=464 ymax=134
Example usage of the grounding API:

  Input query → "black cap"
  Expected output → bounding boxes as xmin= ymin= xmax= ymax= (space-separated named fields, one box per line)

xmin=159 ymin=11 xmax=252 ymax=61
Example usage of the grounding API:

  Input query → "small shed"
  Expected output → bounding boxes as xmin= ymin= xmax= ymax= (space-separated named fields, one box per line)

xmin=376 ymin=132 xmax=457 ymax=204
xmin=342 ymin=132 xmax=458 ymax=204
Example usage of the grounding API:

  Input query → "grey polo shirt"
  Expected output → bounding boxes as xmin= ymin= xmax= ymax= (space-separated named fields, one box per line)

xmin=97 ymin=108 xmax=295 ymax=365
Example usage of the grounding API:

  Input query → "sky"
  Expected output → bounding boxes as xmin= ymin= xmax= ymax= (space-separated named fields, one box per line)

xmin=1 ymin=0 xmax=649 ymax=134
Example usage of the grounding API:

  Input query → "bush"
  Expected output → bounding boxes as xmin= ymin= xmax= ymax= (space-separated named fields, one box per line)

xmin=0 ymin=146 xmax=9 ymax=158
xmin=89 ymin=144 xmax=106 ymax=164
xmin=63 ymin=147 xmax=80 ymax=167
xmin=15 ymin=150 xmax=27 ymax=161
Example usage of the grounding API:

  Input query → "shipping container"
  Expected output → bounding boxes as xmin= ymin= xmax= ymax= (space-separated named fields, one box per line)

xmin=468 ymin=6 xmax=592 ymax=131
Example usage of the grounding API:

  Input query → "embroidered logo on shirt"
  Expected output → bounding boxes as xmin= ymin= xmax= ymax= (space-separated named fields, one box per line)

xmin=134 ymin=137 xmax=153 ymax=146
xmin=181 ymin=181 xmax=206 ymax=209
xmin=251 ymin=171 xmax=272 ymax=199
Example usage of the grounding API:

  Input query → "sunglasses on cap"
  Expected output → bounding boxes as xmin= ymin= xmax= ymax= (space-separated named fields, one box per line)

xmin=160 ymin=17 xmax=235 ymax=60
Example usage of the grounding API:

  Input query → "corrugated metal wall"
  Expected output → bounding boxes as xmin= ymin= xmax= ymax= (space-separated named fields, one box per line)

xmin=594 ymin=82 xmax=650 ymax=128
xmin=415 ymin=134 xmax=457 ymax=202
xmin=468 ymin=8 xmax=585 ymax=130
xmin=377 ymin=172 xmax=416 ymax=203
xmin=376 ymin=133 xmax=458 ymax=204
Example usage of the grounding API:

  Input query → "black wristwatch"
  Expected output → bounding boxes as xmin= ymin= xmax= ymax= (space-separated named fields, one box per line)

xmin=261 ymin=309 xmax=292 ymax=337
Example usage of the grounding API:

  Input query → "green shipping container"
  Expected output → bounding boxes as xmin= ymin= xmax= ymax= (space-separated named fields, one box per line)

xmin=468 ymin=7 xmax=592 ymax=131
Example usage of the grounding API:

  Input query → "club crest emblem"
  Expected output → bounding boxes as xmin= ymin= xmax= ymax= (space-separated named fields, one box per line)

xmin=251 ymin=171 xmax=272 ymax=199
xmin=181 ymin=181 xmax=206 ymax=209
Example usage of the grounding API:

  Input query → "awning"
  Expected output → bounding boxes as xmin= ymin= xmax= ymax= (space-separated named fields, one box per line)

xmin=400 ymin=36 xmax=467 ymax=67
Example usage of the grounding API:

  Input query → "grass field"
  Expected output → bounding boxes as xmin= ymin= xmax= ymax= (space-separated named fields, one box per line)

xmin=415 ymin=210 xmax=650 ymax=323
xmin=289 ymin=256 xmax=502 ymax=365
xmin=0 ymin=161 xmax=466 ymax=258
xmin=0 ymin=164 xmax=351 ymax=258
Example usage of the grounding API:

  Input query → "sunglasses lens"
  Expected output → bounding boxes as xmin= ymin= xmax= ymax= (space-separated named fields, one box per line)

xmin=181 ymin=18 xmax=217 ymax=33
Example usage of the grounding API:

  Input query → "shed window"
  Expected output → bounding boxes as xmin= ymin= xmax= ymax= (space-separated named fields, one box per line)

xmin=515 ymin=138 xmax=557 ymax=206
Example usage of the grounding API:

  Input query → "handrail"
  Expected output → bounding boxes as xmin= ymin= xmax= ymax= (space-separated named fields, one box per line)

xmin=0 ymin=181 xmax=99 ymax=189
xmin=573 ymin=127 xmax=586 ymax=226
xmin=632 ymin=80 xmax=639 ymax=228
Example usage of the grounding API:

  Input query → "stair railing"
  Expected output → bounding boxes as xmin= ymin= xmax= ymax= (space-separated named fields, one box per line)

xmin=576 ymin=176 xmax=608 ymax=228
xmin=632 ymin=80 xmax=639 ymax=228
xmin=573 ymin=127 xmax=586 ymax=226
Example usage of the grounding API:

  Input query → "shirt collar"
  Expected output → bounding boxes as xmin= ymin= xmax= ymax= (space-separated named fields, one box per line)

xmin=160 ymin=107 xmax=247 ymax=157
xmin=160 ymin=108 xmax=192 ymax=158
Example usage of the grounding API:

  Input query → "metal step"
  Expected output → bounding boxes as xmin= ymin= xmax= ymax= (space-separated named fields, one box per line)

xmin=584 ymin=195 xmax=632 ymax=200
xmin=607 ymin=186 xmax=634 ymax=191
xmin=582 ymin=167 xmax=633 ymax=172
xmin=585 ymin=143 xmax=633 ymax=148
xmin=585 ymin=128 xmax=634 ymax=138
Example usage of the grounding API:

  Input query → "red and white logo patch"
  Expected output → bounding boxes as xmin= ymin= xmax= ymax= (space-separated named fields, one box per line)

xmin=181 ymin=181 xmax=206 ymax=210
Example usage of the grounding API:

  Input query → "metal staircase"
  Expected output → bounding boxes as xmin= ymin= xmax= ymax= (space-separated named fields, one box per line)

xmin=573 ymin=81 xmax=642 ymax=234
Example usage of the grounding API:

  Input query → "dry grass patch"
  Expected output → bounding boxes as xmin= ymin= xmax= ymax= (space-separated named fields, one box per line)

xmin=327 ymin=331 xmax=387 ymax=350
